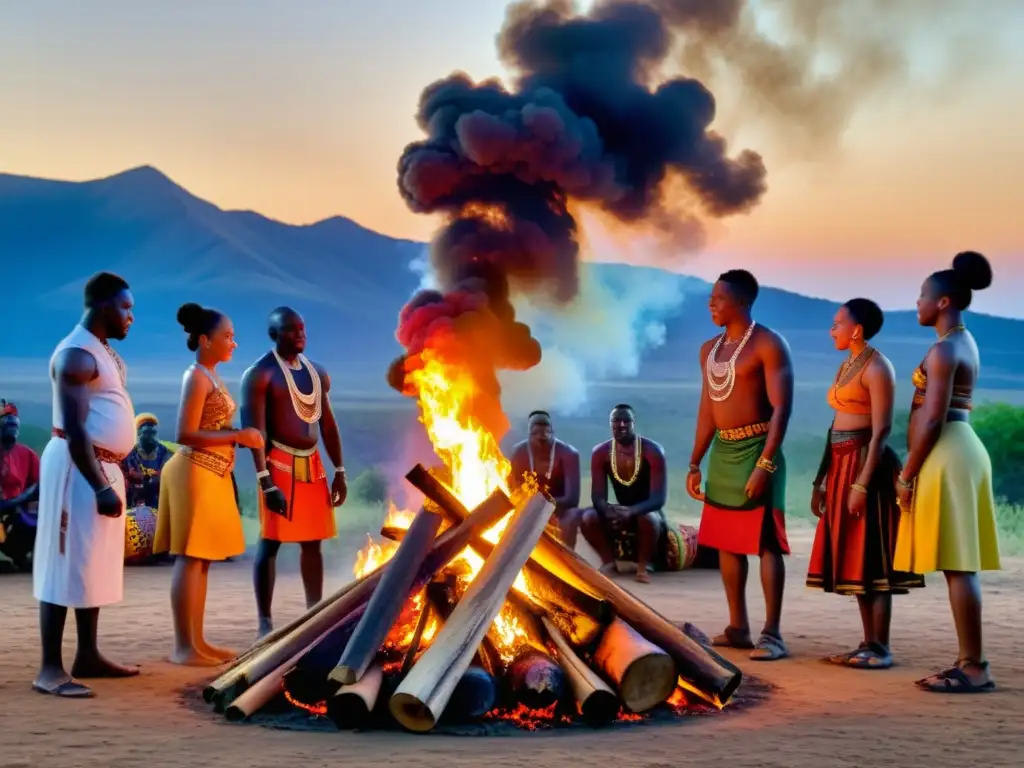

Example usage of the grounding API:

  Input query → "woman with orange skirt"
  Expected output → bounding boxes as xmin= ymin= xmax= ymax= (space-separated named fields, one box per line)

xmin=806 ymin=299 xmax=924 ymax=669
xmin=154 ymin=303 xmax=264 ymax=666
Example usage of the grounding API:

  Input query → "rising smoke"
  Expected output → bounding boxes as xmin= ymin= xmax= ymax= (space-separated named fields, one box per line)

xmin=389 ymin=0 xmax=766 ymax=434
xmin=390 ymin=0 xmax=999 ymax=426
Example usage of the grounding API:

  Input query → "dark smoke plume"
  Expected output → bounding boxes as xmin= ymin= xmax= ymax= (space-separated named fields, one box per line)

xmin=389 ymin=0 xmax=766 ymax=436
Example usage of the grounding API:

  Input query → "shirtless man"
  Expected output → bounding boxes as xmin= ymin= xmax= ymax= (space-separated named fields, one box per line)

xmin=687 ymin=269 xmax=794 ymax=661
xmin=508 ymin=411 xmax=581 ymax=547
xmin=240 ymin=307 xmax=348 ymax=637
xmin=581 ymin=404 xmax=667 ymax=583
xmin=33 ymin=271 xmax=140 ymax=697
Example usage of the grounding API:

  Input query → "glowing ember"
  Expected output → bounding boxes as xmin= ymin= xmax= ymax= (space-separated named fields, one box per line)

xmin=672 ymin=678 xmax=725 ymax=711
xmin=283 ymin=689 xmax=327 ymax=717
xmin=484 ymin=702 xmax=572 ymax=731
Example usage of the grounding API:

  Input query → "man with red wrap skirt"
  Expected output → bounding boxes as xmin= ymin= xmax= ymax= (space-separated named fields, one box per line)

xmin=240 ymin=307 xmax=348 ymax=638
xmin=686 ymin=270 xmax=794 ymax=662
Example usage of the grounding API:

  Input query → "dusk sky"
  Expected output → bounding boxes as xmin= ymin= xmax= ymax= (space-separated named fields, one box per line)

xmin=3 ymin=0 xmax=1023 ymax=316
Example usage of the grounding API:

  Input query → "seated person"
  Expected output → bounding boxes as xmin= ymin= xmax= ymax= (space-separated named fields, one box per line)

xmin=0 ymin=401 xmax=40 ymax=572
xmin=122 ymin=413 xmax=173 ymax=509
xmin=581 ymin=404 xmax=669 ymax=583
xmin=121 ymin=413 xmax=173 ymax=563
xmin=508 ymin=411 xmax=581 ymax=547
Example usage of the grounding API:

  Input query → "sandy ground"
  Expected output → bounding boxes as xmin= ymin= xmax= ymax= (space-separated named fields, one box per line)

xmin=2 ymin=529 xmax=1021 ymax=768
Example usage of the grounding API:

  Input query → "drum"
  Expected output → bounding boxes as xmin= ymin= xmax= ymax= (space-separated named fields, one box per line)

xmin=664 ymin=523 xmax=699 ymax=571
xmin=125 ymin=505 xmax=158 ymax=564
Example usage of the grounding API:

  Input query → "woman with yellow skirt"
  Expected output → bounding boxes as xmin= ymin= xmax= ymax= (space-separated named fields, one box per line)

xmin=894 ymin=251 xmax=1001 ymax=693
xmin=154 ymin=303 xmax=264 ymax=666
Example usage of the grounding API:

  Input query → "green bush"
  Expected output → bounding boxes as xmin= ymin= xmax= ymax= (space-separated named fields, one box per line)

xmin=348 ymin=467 xmax=389 ymax=505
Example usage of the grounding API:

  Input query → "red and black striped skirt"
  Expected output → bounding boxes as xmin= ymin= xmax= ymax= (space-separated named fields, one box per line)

xmin=807 ymin=429 xmax=925 ymax=595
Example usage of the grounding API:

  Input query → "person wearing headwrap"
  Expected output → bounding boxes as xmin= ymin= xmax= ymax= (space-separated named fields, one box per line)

xmin=1 ymin=400 xmax=40 ymax=572
xmin=120 ymin=413 xmax=173 ymax=564
xmin=122 ymin=413 xmax=173 ymax=509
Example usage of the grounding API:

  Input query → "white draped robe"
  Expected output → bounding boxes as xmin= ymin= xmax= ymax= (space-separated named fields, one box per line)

xmin=33 ymin=325 xmax=136 ymax=608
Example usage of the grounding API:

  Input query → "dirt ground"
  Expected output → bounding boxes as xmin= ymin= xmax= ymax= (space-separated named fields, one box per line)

xmin=2 ymin=529 xmax=1021 ymax=768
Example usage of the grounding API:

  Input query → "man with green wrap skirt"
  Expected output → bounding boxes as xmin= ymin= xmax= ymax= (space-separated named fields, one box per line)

xmin=687 ymin=270 xmax=795 ymax=661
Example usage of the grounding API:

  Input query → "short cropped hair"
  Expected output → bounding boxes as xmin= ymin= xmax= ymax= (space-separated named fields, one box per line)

xmin=718 ymin=269 xmax=759 ymax=306
xmin=528 ymin=410 xmax=551 ymax=421
xmin=843 ymin=298 xmax=884 ymax=340
xmin=84 ymin=272 xmax=129 ymax=307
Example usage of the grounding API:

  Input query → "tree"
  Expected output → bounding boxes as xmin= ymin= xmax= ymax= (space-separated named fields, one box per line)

xmin=349 ymin=467 xmax=389 ymax=506
xmin=893 ymin=403 xmax=1024 ymax=505
xmin=972 ymin=403 xmax=1024 ymax=504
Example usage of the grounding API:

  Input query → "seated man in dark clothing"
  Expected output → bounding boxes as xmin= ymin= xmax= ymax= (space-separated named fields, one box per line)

xmin=581 ymin=404 xmax=670 ymax=583
xmin=122 ymin=413 xmax=173 ymax=509
xmin=508 ymin=411 xmax=581 ymax=547
xmin=0 ymin=401 xmax=40 ymax=572
xmin=121 ymin=413 xmax=173 ymax=563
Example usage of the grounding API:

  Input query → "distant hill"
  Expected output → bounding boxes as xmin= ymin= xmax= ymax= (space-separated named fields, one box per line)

xmin=2 ymin=165 xmax=1023 ymax=398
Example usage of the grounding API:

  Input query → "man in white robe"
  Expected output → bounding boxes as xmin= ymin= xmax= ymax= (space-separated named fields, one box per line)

xmin=32 ymin=272 xmax=139 ymax=697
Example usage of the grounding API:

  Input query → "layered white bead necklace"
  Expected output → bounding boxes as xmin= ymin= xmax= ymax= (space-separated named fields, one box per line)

xmin=273 ymin=350 xmax=322 ymax=424
xmin=705 ymin=321 xmax=756 ymax=402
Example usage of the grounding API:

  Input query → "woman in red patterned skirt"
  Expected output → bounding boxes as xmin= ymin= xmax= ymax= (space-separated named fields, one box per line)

xmin=806 ymin=299 xmax=924 ymax=669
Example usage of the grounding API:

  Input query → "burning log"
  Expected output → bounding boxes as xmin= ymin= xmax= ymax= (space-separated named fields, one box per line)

xmin=527 ymin=535 xmax=741 ymax=705
xmin=216 ymin=488 xmax=512 ymax=709
xmin=389 ymin=492 xmax=555 ymax=732
xmin=330 ymin=507 xmax=444 ymax=686
xmin=405 ymin=463 xmax=740 ymax=705
xmin=400 ymin=597 xmax=436 ymax=676
xmin=381 ymin=525 xmax=407 ymax=543
xmin=592 ymin=618 xmax=676 ymax=713
xmin=326 ymin=663 xmax=385 ymax=729
xmin=541 ymin=615 xmax=618 ymax=726
xmin=447 ymin=666 xmax=498 ymax=722
xmin=425 ymin=578 xmax=500 ymax=721
xmin=224 ymin=645 xmax=307 ymax=723
xmin=485 ymin=596 xmax=567 ymax=710
xmin=406 ymin=465 xmax=614 ymax=637
xmin=504 ymin=649 xmax=567 ymax=711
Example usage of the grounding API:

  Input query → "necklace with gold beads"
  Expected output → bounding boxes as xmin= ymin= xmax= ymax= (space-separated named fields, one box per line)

xmin=611 ymin=436 xmax=642 ymax=487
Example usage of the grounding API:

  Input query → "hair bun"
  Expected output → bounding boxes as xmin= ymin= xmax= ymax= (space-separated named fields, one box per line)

xmin=176 ymin=302 xmax=205 ymax=333
xmin=952 ymin=251 xmax=992 ymax=292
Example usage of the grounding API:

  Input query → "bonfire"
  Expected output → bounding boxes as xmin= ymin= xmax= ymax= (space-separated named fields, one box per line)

xmin=201 ymin=354 xmax=742 ymax=733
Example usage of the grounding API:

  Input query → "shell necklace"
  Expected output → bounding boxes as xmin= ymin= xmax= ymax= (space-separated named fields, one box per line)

xmin=273 ymin=350 xmax=322 ymax=424
xmin=611 ymin=436 xmax=642 ymax=487
xmin=528 ymin=440 xmax=557 ymax=480
xmin=705 ymin=322 xmax=756 ymax=402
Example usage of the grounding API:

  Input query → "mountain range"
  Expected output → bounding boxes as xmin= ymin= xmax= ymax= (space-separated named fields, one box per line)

xmin=2 ymin=165 xmax=1023 ymax=402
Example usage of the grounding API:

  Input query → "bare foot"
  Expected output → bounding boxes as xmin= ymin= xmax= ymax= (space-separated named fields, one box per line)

xmin=257 ymin=618 xmax=274 ymax=639
xmin=635 ymin=568 xmax=651 ymax=583
xmin=169 ymin=648 xmax=223 ymax=667
xmin=71 ymin=654 xmax=140 ymax=678
xmin=196 ymin=642 xmax=237 ymax=662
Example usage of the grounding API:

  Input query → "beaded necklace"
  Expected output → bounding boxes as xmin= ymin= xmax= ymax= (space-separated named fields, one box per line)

xmin=705 ymin=322 xmax=756 ymax=402
xmin=527 ymin=440 xmax=557 ymax=480
xmin=610 ymin=436 xmax=642 ymax=487
xmin=273 ymin=350 xmax=322 ymax=424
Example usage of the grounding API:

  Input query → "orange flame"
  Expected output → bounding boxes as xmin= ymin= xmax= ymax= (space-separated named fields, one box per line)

xmin=352 ymin=353 xmax=540 ymax=660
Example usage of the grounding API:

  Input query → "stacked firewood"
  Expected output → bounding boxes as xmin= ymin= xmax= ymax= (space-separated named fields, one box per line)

xmin=202 ymin=465 xmax=742 ymax=733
